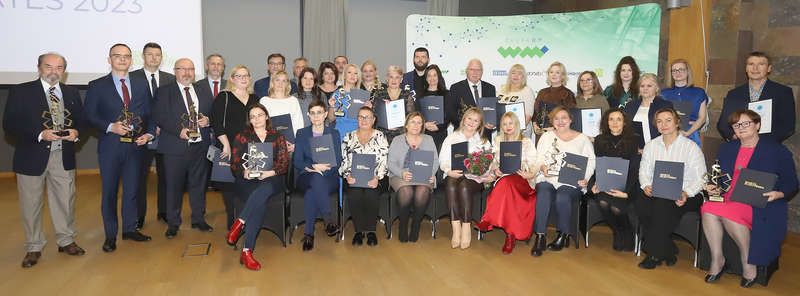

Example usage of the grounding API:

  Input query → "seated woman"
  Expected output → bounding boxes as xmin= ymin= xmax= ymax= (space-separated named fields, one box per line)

xmin=636 ymin=107 xmax=706 ymax=269
xmin=292 ymin=100 xmax=342 ymax=252
xmin=701 ymin=110 xmax=798 ymax=287
xmin=339 ymin=107 xmax=389 ymax=247
xmin=225 ymin=104 xmax=289 ymax=271
xmin=477 ymin=112 xmax=538 ymax=254
xmin=439 ymin=107 xmax=495 ymax=249
xmin=590 ymin=108 xmax=639 ymax=251
xmin=387 ymin=112 xmax=439 ymax=243
xmin=531 ymin=106 xmax=595 ymax=257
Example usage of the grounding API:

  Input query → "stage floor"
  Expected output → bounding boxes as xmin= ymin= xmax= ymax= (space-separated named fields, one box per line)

xmin=0 ymin=174 xmax=796 ymax=295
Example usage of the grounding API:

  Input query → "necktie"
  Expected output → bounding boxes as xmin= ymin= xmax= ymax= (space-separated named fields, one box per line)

xmin=48 ymin=86 xmax=59 ymax=103
xmin=150 ymin=73 xmax=158 ymax=97
xmin=472 ymin=84 xmax=479 ymax=103
xmin=213 ymin=80 xmax=219 ymax=97
xmin=120 ymin=78 xmax=131 ymax=108
xmin=184 ymin=87 xmax=195 ymax=113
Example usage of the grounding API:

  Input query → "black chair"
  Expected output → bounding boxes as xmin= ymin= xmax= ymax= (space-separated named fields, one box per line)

xmin=583 ymin=197 xmax=640 ymax=253
xmin=287 ymin=189 xmax=340 ymax=244
xmin=637 ymin=210 xmax=701 ymax=267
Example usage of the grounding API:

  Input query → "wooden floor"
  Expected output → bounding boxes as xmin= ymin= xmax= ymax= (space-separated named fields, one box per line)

xmin=0 ymin=174 xmax=797 ymax=296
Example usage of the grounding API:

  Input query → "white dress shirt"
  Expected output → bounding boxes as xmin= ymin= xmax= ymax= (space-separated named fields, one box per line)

xmin=639 ymin=134 xmax=706 ymax=197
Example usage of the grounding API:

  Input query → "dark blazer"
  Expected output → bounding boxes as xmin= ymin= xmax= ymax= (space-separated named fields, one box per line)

xmin=623 ymin=96 xmax=674 ymax=143
xmin=153 ymin=82 xmax=213 ymax=155
xmin=253 ymin=76 xmax=298 ymax=99
xmin=717 ymin=139 xmax=798 ymax=265
xmin=130 ymin=68 xmax=175 ymax=96
xmin=84 ymin=73 xmax=154 ymax=151
xmin=717 ymin=79 xmax=795 ymax=143
xmin=3 ymin=80 xmax=85 ymax=175
xmin=195 ymin=77 xmax=227 ymax=100
xmin=292 ymin=125 xmax=342 ymax=183
xmin=446 ymin=79 xmax=496 ymax=129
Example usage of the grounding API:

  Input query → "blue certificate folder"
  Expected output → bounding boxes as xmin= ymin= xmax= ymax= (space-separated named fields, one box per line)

xmin=409 ymin=150 xmax=435 ymax=183
xmin=351 ymin=153 xmax=376 ymax=188
xmin=595 ymin=156 xmax=629 ymax=192
xmin=672 ymin=100 xmax=694 ymax=131
xmin=478 ymin=97 xmax=498 ymax=126
xmin=652 ymin=160 xmax=684 ymax=201
xmin=206 ymin=145 xmax=234 ymax=182
xmin=309 ymin=134 xmax=336 ymax=165
xmin=557 ymin=152 xmax=588 ymax=187
xmin=270 ymin=113 xmax=294 ymax=143
xmin=419 ymin=96 xmax=444 ymax=124
xmin=450 ymin=141 xmax=468 ymax=171
xmin=499 ymin=141 xmax=522 ymax=174
xmin=729 ymin=168 xmax=777 ymax=208
xmin=346 ymin=88 xmax=370 ymax=119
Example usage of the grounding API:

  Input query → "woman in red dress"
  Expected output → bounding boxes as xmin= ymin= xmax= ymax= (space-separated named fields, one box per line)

xmin=477 ymin=112 xmax=538 ymax=254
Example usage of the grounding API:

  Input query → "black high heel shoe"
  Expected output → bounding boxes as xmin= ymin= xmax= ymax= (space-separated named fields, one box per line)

xmin=704 ymin=264 xmax=727 ymax=283
xmin=546 ymin=232 xmax=571 ymax=251
xmin=530 ymin=233 xmax=546 ymax=257
xmin=740 ymin=277 xmax=757 ymax=288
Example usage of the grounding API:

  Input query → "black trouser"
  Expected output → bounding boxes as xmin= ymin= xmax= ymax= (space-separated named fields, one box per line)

xmin=163 ymin=143 xmax=210 ymax=227
xmin=595 ymin=192 xmax=633 ymax=235
xmin=445 ymin=177 xmax=482 ymax=222
xmin=346 ymin=185 xmax=381 ymax=232
xmin=635 ymin=191 xmax=702 ymax=259
xmin=137 ymin=149 xmax=166 ymax=220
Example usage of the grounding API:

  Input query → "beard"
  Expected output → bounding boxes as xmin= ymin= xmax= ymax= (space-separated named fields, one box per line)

xmin=44 ymin=73 xmax=61 ymax=85
xmin=414 ymin=62 xmax=427 ymax=72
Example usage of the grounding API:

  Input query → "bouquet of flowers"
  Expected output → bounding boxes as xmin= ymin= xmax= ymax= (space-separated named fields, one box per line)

xmin=464 ymin=148 xmax=494 ymax=183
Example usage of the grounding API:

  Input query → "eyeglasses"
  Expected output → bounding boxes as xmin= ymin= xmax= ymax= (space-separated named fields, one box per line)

xmin=249 ymin=113 xmax=266 ymax=120
xmin=357 ymin=115 xmax=373 ymax=121
xmin=732 ymin=121 xmax=753 ymax=129
xmin=309 ymin=110 xmax=326 ymax=116
xmin=670 ymin=68 xmax=687 ymax=74
xmin=580 ymin=78 xmax=593 ymax=83
xmin=110 ymin=54 xmax=132 ymax=60
xmin=233 ymin=74 xmax=250 ymax=79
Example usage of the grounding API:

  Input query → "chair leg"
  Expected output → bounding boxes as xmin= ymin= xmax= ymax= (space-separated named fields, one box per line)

xmin=432 ymin=218 xmax=438 ymax=239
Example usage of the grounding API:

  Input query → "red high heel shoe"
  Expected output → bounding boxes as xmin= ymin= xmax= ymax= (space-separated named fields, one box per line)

xmin=502 ymin=234 xmax=516 ymax=254
xmin=240 ymin=249 xmax=261 ymax=271
xmin=226 ymin=219 xmax=245 ymax=245
xmin=475 ymin=220 xmax=492 ymax=232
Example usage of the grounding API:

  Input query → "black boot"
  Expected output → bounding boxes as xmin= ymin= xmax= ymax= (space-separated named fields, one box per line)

xmin=611 ymin=230 xmax=622 ymax=251
xmin=530 ymin=233 xmax=547 ymax=257
xmin=409 ymin=218 xmax=422 ymax=242
xmin=547 ymin=232 xmax=570 ymax=251
xmin=398 ymin=217 xmax=409 ymax=243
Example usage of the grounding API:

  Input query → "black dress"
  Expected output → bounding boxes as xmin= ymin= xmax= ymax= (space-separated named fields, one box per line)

xmin=417 ymin=89 xmax=449 ymax=152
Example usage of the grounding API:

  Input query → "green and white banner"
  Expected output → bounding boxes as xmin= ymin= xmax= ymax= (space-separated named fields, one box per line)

xmin=406 ymin=3 xmax=661 ymax=93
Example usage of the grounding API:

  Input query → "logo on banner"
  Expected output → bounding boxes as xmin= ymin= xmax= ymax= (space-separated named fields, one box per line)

xmin=497 ymin=46 xmax=549 ymax=58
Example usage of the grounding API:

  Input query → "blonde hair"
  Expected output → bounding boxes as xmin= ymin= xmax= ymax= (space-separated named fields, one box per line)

xmin=342 ymin=64 xmax=361 ymax=89
xmin=495 ymin=112 xmax=523 ymax=142
xmin=639 ymin=73 xmax=660 ymax=96
xmin=457 ymin=107 xmax=487 ymax=143
xmin=360 ymin=60 xmax=380 ymax=89
xmin=267 ymin=71 xmax=291 ymax=97
xmin=501 ymin=64 xmax=528 ymax=93
xmin=403 ymin=111 xmax=425 ymax=134
xmin=665 ymin=58 xmax=693 ymax=87
xmin=225 ymin=65 xmax=254 ymax=94
xmin=545 ymin=61 xmax=568 ymax=86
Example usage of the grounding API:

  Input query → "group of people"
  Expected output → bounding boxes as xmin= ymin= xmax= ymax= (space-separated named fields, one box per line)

xmin=3 ymin=43 xmax=797 ymax=289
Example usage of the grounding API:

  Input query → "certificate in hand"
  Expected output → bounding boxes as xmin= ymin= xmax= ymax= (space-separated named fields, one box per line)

xmin=207 ymin=145 xmax=234 ymax=182
xmin=557 ymin=152 xmax=588 ymax=187
xmin=450 ymin=141 xmax=468 ymax=171
xmin=499 ymin=141 xmax=522 ymax=174
xmin=570 ymin=108 xmax=601 ymax=137
xmin=651 ymin=160 xmax=684 ymax=201
xmin=409 ymin=150 xmax=435 ymax=183
xmin=672 ymin=101 xmax=694 ymax=131
xmin=351 ymin=153 xmax=376 ymax=188
xmin=595 ymin=156 xmax=629 ymax=192
xmin=497 ymin=102 xmax=526 ymax=130
xmin=270 ymin=113 xmax=295 ymax=143
xmin=418 ymin=96 xmax=444 ymax=124
xmin=729 ymin=168 xmax=777 ymax=208
xmin=748 ymin=99 xmax=772 ymax=134
xmin=347 ymin=88 xmax=370 ymax=119
xmin=309 ymin=134 xmax=336 ymax=165
xmin=375 ymin=98 xmax=406 ymax=130
xmin=478 ymin=97 xmax=498 ymax=126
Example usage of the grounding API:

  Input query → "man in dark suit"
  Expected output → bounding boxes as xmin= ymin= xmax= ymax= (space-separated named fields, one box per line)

xmin=130 ymin=42 xmax=176 ymax=229
xmin=718 ymin=51 xmax=796 ymax=143
xmin=447 ymin=58 xmax=496 ymax=136
xmin=195 ymin=53 xmax=227 ymax=100
xmin=84 ymin=43 xmax=154 ymax=252
xmin=154 ymin=58 xmax=214 ymax=238
xmin=253 ymin=53 xmax=297 ymax=98
xmin=3 ymin=52 xmax=87 ymax=267
xmin=401 ymin=47 xmax=444 ymax=96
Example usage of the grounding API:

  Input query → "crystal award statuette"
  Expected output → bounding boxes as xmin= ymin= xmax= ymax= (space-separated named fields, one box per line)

xmin=41 ymin=103 xmax=72 ymax=137
xmin=334 ymin=88 xmax=349 ymax=117
xmin=704 ymin=159 xmax=732 ymax=202
xmin=242 ymin=142 xmax=269 ymax=179
xmin=545 ymin=137 xmax=565 ymax=176
xmin=117 ymin=107 xmax=143 ymax=143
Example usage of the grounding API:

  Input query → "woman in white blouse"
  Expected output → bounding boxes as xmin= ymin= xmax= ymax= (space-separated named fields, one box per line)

xmin=339 ymin=106 xmax=389 ymax=247
xmin=259 ymin=70 xmax=303 ymax=152
xmin=439 ymin=107 xmax=494 ymax=249
xmin=476 ymin=112 xmax=538 ymax=254
xmin=498 ymin=64 xmax=536 ymax=136
xmin=531 ymin=106 xmax=595 ymax=257
xmin=637 ymin=107 xmax=706 ymax=269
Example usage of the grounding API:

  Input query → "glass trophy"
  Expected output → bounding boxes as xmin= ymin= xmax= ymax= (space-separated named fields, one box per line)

xmin=704 ymin=159 xmax=732 ymax=202
xmin=334 ymin=88 xmax=349 ymax=117
xmin=181 ymin=103 xmax=202 ymax=140
xmin=545 ymin=137 xmax=565 ymax=176
xmin=242 ymin=143 xmax=268 ymax=179
xmin=41 ymin=103 xmax=72 ymax=137
xmin=117 ymin=107 xmax=143 ymax=143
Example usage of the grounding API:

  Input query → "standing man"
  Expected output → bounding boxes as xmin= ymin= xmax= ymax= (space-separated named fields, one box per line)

xmin=447 ymin=58 xmax=496 ymax=133
xmin=334 ymin=55 xmax=348 ymax=86
xmin=196 ymin=53 xmax=226 ymax=99
xmin=130 ymin=42 xmax=175 ymax=229
xmin=718 ymin=51 xmax=795 ymax=143
xmin=254 ymin=53 xmax=298 ymax=98
xmin=291 ymin=57 xmax=308 ymax=86
xmin=4 ymin=52 xmax=86 ymax=267
xmin=155 ymin=58 xmax=214 ymax=238
xmin=401 ymin=47 xmax=443 ymax=96
xmin=85 ymin=43 xmax=154 ymax=252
